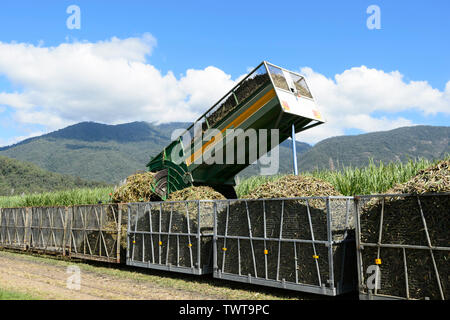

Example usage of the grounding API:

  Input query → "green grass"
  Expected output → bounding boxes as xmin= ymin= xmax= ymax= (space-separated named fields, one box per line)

xmin=0 ymin=157 xmax=446 ymax=208
xmin=237 ymin=157 xmax=445 ymax=197
xmin=0 ymin=287 xmax=39 ymax=300
xmin=0 ymin=250 xmax=304 ymax=300
xmin=305 ymin=158 xmax=438 ymax=195
xmin=0 ymin=187 xmax=114 ymax=208
xmin=235 ymin=174 xmax=284 ymax=197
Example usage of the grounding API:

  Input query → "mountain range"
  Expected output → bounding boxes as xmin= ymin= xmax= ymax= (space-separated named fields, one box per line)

xmin=297 ymin=125 xmax=449 ymax=171
xmin=0 ymin=122 xmax=448 ymax=185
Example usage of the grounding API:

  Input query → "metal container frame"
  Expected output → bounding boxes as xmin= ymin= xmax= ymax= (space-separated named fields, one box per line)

xmin=0 ymin=207 xmax=30 ymax=250
xmin=212 ymin=196 xmax=358 ymax=296
xmin=28 ymin=206 xmax=71 ymax=255
xmin=0 ymin=203 xmax=123 ymax=263
xmin=126 ymin=200 xmax=214 ymax=275
xmin=68 ymin=203 xmax=122 ymax=263
xmin=354 ymin=193 xmax=450 ymax=300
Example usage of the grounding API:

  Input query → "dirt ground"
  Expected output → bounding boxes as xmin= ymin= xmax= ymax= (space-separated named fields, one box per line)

xmin=0 ymin=250 xmax=227 ymax=300
xmin=0 ymin=250 xmax=356 ymax=301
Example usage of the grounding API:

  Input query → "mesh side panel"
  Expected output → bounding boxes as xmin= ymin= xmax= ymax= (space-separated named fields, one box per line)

xmin=384 ymin=197 xmax=428 ymax=246
xmin=358 ymin=194 xmax=450 ymax=300
xmin=265 ymin=240 xmax=280 ymax=280
xmin=330 ymin=198 xmax=355 ymax=242
xmin=159 ymin=234 xmax=169 ymax=264
xmin=127 ymin=201 xmax=211 ymax=271
xmin=0 ymin=208 xmax=28 ymax=246
xmin=216 ymin=202 xmax=228 ymax=236
xmin=8 ymin=209 xmax=16 ymax=245
xmin=216 ymin=238 xmax=225 ymax=271
xmin=419 ymin=196 xmax=450 ymax=247
xmin=71 ymin=230 xmax=84 ymax=253
xmin=223 ymin=201 xmax=250 ymax=237
xmin=85 ymin=207 xmax=100 ymax=230
xmin=165 ymin=234 xmax=206 ymax=268
xmin=308 ymin=199 xmax=328 ymax=241
xmin=359 ymin=198 xmax=382 ymax=244
xmin=54 ymin=230 xmax=64 ymax=249
xmin=87 ymin=232 xmax=100 ymax=255
xmin=152 ymin=234 xmax=161 ymax=264
xmin=262 ymin=200 xmax=281 ymax=238
xmin=161 ymin=234 xmax=196 ymax=267
xmin=142 ymin=233 xmax=154 ymax=263
xmin=15 ymin=209 xmax=26 ymax=245
xmin=132 ymin=233 xmax=143 ymax=262
xmin=283 ymin=200 xmax=312 ymax=240
xmin=406 ymin=249 xmax=442 ymax=300
xmin=201 ymin=236 xmax=213 ymax=270
xmin=167 ymin=235 xmax=179 ymax=266
xmin=179 ymin=235 xmax=194 ymax=268
xmin=136 ymin=205 xmax=150 ymax=232
xmin=71 ymin=207 xmax=84 ymax=229
xmin=316 ymin=244 xmax=331 ymax=285
xmin=214 ymin=198 xmax=356 ymax=292
xmin=0 ymin=211 xmax=4 ymax=244
xmin=70 ymin=204 xmax=120 ymax=259
xmin=252 ymin=240 xmax=266 ymax=278
xmin=361 ymin=246 xmax=407 ymax=298
xmin=160 ymin=204 xmax=171 ymax=233
xmin=221 ymin=238 xmax=239 ymax=274
xmin=278 ymin=241 xmax=297 ymax=282
xmin=29 ymin=207 xmax=67 ymax=252
xmin=434 ymin=250 xmax=449 ymax=299
xmin=150 ymin=205 xmax=160 ymax=233
xmin=0 ymin=210 xmax=5 ymax=244
xmin=199 ymin=202 xmax=214 ymax=231
xmin=360 ymin=196 xmax=429 ymax=246
xmin=295 ymin=243 xmax=318 ymax=285
xmin=246 ymin=201 xmax=265 ymax=238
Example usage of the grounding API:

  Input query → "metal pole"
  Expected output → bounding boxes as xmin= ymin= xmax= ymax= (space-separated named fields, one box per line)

xmin=292 ymin=123 xmax=298 ymax=175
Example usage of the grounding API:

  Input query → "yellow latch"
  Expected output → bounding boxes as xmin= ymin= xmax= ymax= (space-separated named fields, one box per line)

xmin=222 ymin=247 xmax=227 ymax=251
xmin=264 ymin=249 xmax=269 ymax=255
xmin=159 ymin=241 xmax=162 ymax=246
xmin=313 ymin=255 xmax=319 ymax=259
xmin=188 ymin=243 xmax=192 ymax=247
xmin=375 ymin=258 xmax=382 ymax=265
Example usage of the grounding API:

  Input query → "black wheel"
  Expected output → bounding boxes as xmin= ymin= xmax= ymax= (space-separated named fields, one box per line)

xmin=153 ymin=169 xmax=168 ymax=198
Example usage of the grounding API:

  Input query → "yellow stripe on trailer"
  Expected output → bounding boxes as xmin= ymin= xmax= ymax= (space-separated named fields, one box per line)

xmin=186 ymin=88 xmax=276 ymax=166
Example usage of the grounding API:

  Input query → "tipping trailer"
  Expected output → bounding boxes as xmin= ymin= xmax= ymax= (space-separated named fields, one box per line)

xmin=147 ymin=61 xmax=325 ymax=199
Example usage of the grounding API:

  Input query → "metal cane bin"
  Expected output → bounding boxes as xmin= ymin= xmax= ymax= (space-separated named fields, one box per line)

xmin=29 ymin=206 xmax=70 ymax=254
xmin=0 ymin=207 xmax=30 ymax=250
xmin=69 ymin=204 xmax=122 ymax=263
xmin=213 ymin=197 xmax=357 ymax=296
xmin=127 ymin=200 xmax=214 ymax=275
xmin=355 ymin=193 xmax=450 ymax=300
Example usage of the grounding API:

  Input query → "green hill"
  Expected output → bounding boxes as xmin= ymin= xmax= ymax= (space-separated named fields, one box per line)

xmin=297 ymin=125 xmax=449 ymax=171
xmin=0 ymin=122 xmax=185 ymax=184
xmin=0 ymin=155 xmax=108 ymax=196
xmin=0 ymin=122 xmax=448 ymax=184
xmin=0 ymin=121 xmax=311 ymax=183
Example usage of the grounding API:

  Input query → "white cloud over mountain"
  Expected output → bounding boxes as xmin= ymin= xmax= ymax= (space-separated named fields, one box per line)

xmin=0 ymin=34 xmax=448 ymax=145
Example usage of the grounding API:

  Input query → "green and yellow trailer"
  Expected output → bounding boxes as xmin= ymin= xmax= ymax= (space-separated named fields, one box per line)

xmin=147 ymin=61 xmax=325 ymax=199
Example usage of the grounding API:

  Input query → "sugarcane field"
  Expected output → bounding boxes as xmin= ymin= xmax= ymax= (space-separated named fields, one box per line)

xmin=0 ymin=1 xmax=449 ymax=314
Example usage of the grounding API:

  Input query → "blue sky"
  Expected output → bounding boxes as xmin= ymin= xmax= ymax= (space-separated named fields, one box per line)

xmin=0 ymin=0 xmax=449 ymax=145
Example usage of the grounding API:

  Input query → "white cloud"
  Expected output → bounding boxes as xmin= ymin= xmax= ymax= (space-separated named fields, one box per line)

xmin=0 ymin=34 xmax=236 ymax=130
xmin=0 ymin=35 xmax=448 ymax=146
xmin=297 ymin=66 xmax=450 ymax=143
